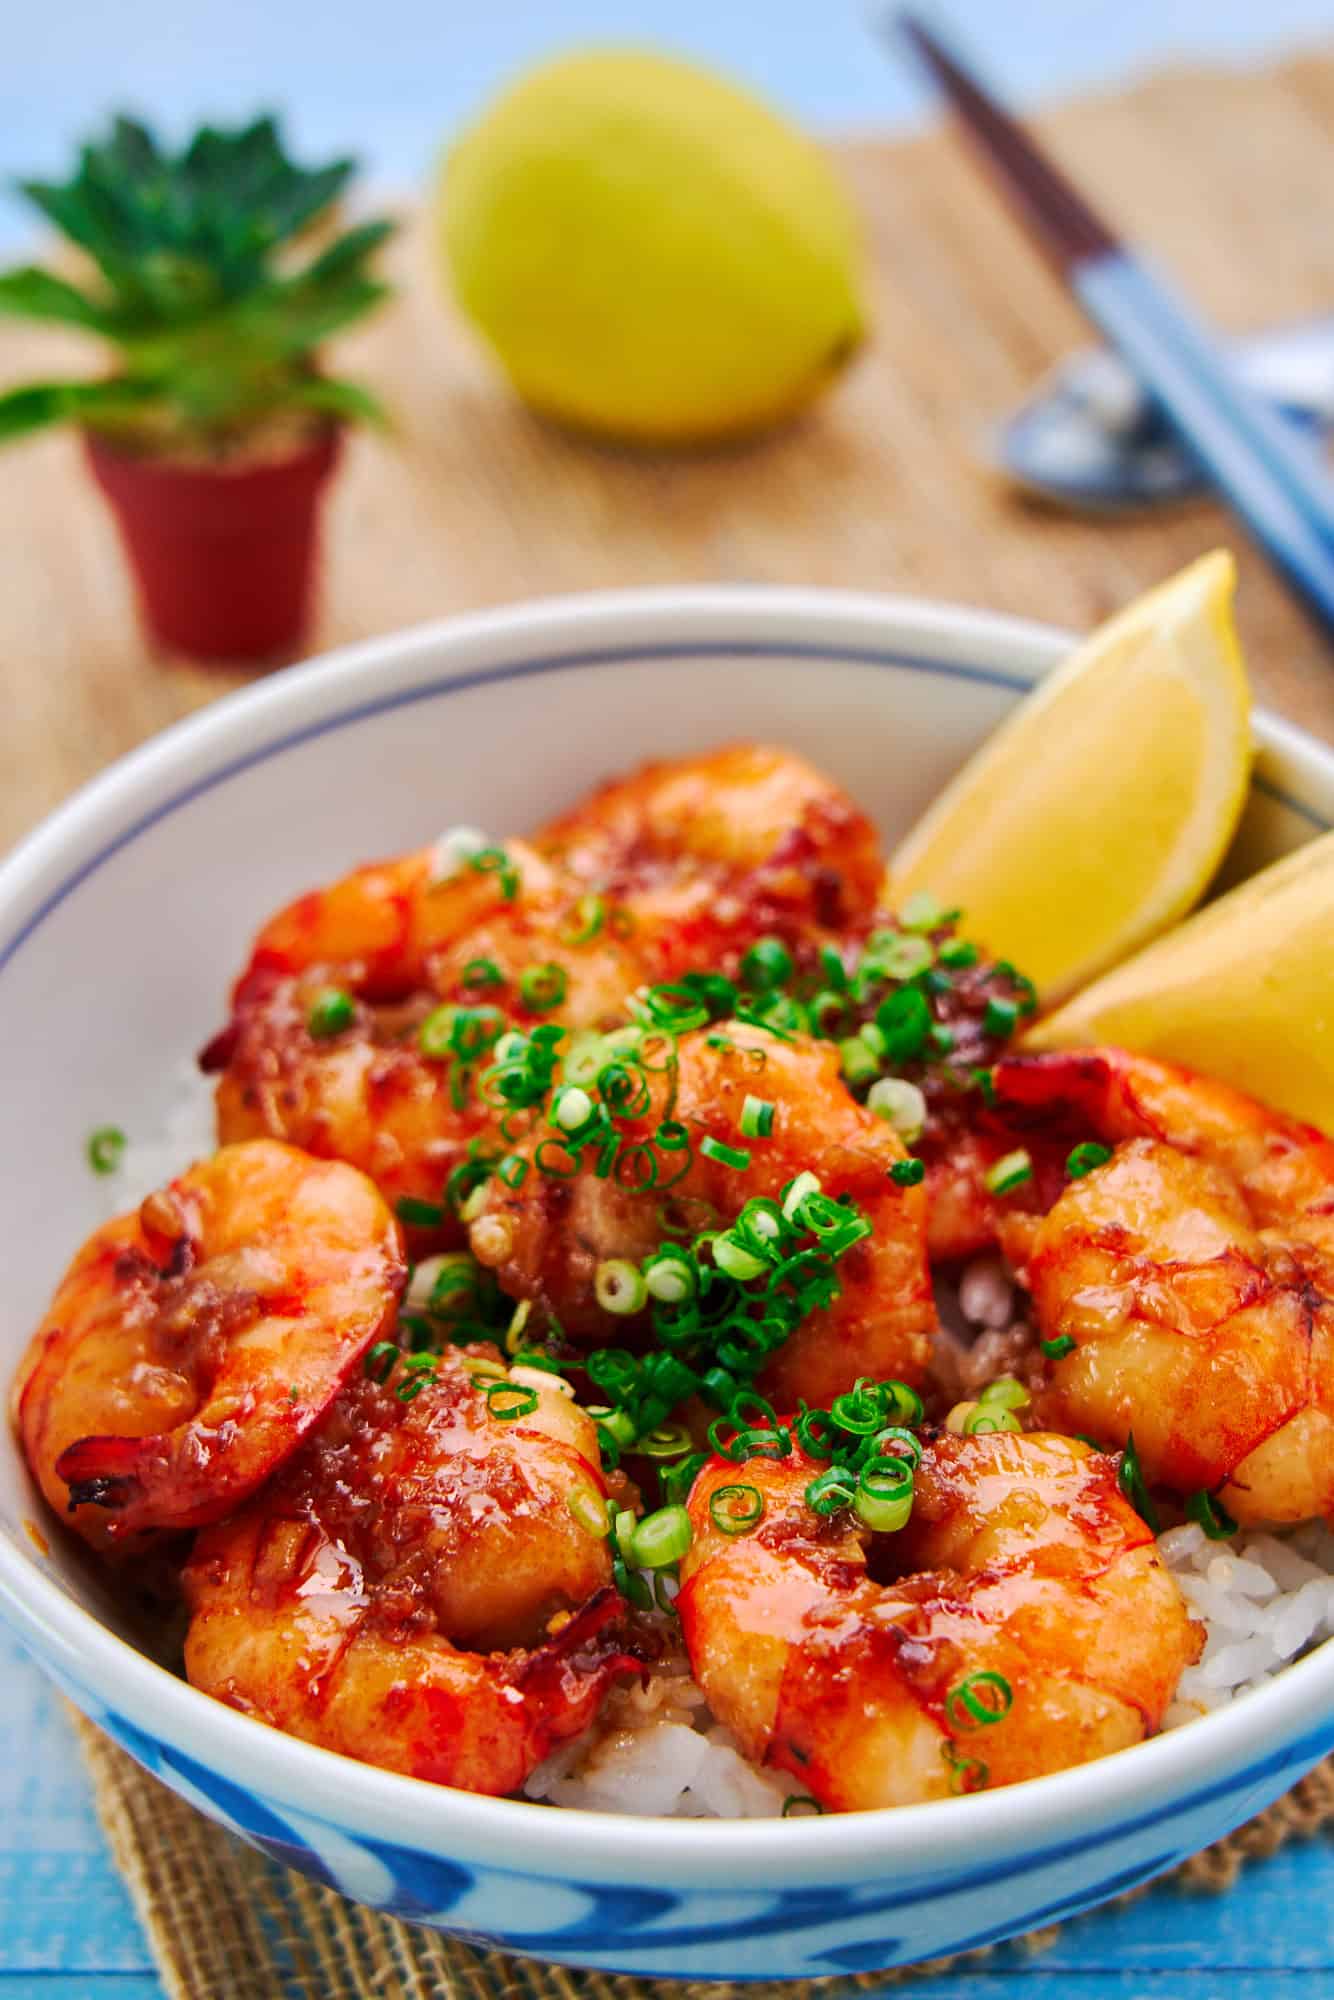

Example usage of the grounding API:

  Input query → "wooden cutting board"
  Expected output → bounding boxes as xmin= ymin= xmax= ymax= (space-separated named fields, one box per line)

xmin=2 ymin=54 xmax=1333 ymax=856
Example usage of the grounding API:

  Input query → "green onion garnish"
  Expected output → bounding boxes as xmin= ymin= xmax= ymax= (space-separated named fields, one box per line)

xmin=838 ymin=1035 xmax=881 ymax=1088
xmin=1041 ymin=1333 xmax=1077 ymax=1360
xmin=876 ymin=986 xmax=932 ymax=1061
xmin=552 ymin=1084 xmax=595 ymax=1132
xmin=709 ymin=1483 xmax=764 ymax=1534
xmin=983 ymin=1148 xmax=1033 ymax=1196
xmin=631 ymin=1503 xmax=692 ymax=1569
xmin=595 ymin=1258 xmax=648 ymax=1317
xmin=1186 ymin=1489 xmax=1239 ymax=1540
xmin=878 ymin=934 xmax=933 ymax=981
xmin=889 ymin=1158 xmax=926 ymax=1188
xmin=87 ymin=1124 xmax=126 ymax=1175
xmin=561 ymin=894 xmax=606 ymax=944
xmin=307 ymin=987 xmax=355 ymax=1038
xmin=938 ymin=938 xmax=978 ymax=969
xmin=740 ymin=936 xmax=794 ymax=991
xmin=1117 ymin=1431 xmax=1160 ymax=1532
xmin=740 ymin=1094 xmax=775 ymax=1139
xmin=900 ymin=890 xmax=953 ymax=932
xmin=983 ymin=995 xmax=1020 ymax=1038
xmin=568 ymin=1490 xmax=610 ymax=1538
xmin=364 ymin=1340 xmax=399 ymax=1384
xmin=866 ymin=1075 xmax=927 ymax=1142
xmin=977 ymin=1377 xmax=1030 ymax=1413
xmin=804 ymin=1466 xmax=858 ymax=1516
xmin=519 ymin=962 xmax=568 ymax=1013
xmin=942 ymin=1741 xmax=990 ymax=1794
xmin=485 ymin=1381 xmax=540 ymax=1421
xmin=946 ymin=1670 xmax=1013 ymax=1730
xmin=462 ymin=957 xmax=506 ymax=989
xmin=854 ymin=1457 xmax=914 ymax=1532
xmin=639 ymin=1422 xmax=693 ymax=1460
xmin=700 ymin=1136 xmax=751 ymax=1171
xmin=396 ymin=1195 xmax=445 ymax=1228
xmin=470 ymin=845 xmax=520 ymax=901
xmin=1067 ymin=1141 xmax=1114 ymax=1179
xmin=781 ymin=1794 xmax=824 ymax=1817
xmin=644 ymin=1246 xmax=697 ymax=1303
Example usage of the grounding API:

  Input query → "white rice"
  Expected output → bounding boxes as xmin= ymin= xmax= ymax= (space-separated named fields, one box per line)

xmin=98 ymin=1083 xmax=1334 ymax=1817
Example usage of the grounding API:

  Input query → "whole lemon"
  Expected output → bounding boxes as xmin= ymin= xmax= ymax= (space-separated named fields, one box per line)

xmin=438 ymin=47 xmax=866 ymax=445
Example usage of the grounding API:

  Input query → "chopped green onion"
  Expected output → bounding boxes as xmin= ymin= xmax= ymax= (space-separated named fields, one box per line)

xmin=553 ymin=1084 xmax=595 ymax=1132
xmin=740 ymin=936 xmax=794 ymax=991
xmin=461 ymin=957 xmax=506 ymax=989
xmin=877 ymin=934 xmax=933 ymax=981
xmin=519 ymin=962 xmax=568 ymax=1013
xmin=595 ymin=1258 xmax=648 ymax=1317
xmin=942 ymin=1741 xmax=989 ymax=1794
xmin=307 ymin=987 xmax=355 ymax=1038
xmin=900 ymin=890 xmax=953 ymax=933
xmin=1041 ymin=1333 xmax=1077 ymax=1360
xmin=876 ymin=987 xmax=932 ymax=1062
xmin=831 ymin=1381 xmax=886 ymax=1436
xmin=561 ymin=894 xmax=606 ymax=944
xmin=419 ymin=1003 xmax=459 ymax=1060
xmin=946 ymin=1670 xmax=1013 ymax=1730
xmin=639 ymin=1422 xmax=693 ymax=1460
xmin=568 ymin=1490 xmax=610 ymax=1538
xmin=711 ymin=1235 xmax=766 ymax=1282
xmin=782 ymin=1793 xmax=825 ymax=1817
xmin=866 ymin=1076 xmax=927 ymax=1142
xmin=782 ymin=1171 xmax=821 ymax=1221
xmin=396 ymin=1195 xmax=445 ymax=1228
xmin=983 ymin=995 xmax=1020 ymax=1038
xmin=631 ymin=1503 xmax=692 ymax=1569
xmin=977 ymin=1377 xmax=1030 ymax=1412
xmin=857 ymin=1021 xmax=888 ymax=1061
xmin=86 ymin=1124 xmax=126 ymax=1175
xmin=854 ymin=1456 xmax=914 ymax=1532
xmin=470 ymin=845 xmax=520 ymax=901
xmin=700 ymin=1136 xmax=751 ymax=1171
xmin=661 ymin=1451 xmax=708 ymax=1505
xmin=972 ymin=1065 xmax=998 ymax=1107
xmin=428 ymin=824 xmax=487 ymax=885
xmin=929 ymin=1022 xmax=956 ymax=1053
xmin=497 ymin=1153 xmax=528 ymax=1189
xmin=1067 ymin=1141 xmax=1114 ymax=1179
xmin=364 ymin=1340 xmax=399 ymax=1384
xmin=963 ymin=1406 xmax=1021 ymax=1436
xmin=838 ymin=1035 xmax=881 ymax=1087
xmin=1117 ymin=1431 xmax=1160 ymax=1533
xmin=740 ymin=1094 xmax=775 ymax=1139
xmin=1186 ymin=1489 xmax=1240 ymax=1541
xmin=889 ymin=1157 xmax=926 ymax=1188
xmin=805 ymin=1467 xmax=857 ymax=1516
xmin=938 ymin=938 xmax=979 ymax=969
xmin=485 ymin=1381 xmax=539 ymax=1421
xmin=644 ymin=1246 xmax=697 ymax=1303
xmin=881 ymin=1381 xmax=925 ymax=1426
xmin=983 ymin=1149 xmax=1033 ymax=1196
xmin=709 ymin=1483 xmax=764 ymax=1534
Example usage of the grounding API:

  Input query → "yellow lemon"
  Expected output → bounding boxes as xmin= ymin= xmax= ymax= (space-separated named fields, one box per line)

xmin=437 ymin=48 xmax=865 ymax=445
xmin=890 ymin=551 xmax=1253 ymax=1000
xmin=1027 ymin=827 xmax=1334 ymax=1132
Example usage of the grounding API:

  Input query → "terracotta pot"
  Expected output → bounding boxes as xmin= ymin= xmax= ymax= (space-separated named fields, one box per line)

xmin=83 ymin=427 xmax=341 ymax=661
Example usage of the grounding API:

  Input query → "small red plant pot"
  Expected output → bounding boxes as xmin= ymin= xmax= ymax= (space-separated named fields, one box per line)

xmin=84 ymin=428 xmax=341 ymax=662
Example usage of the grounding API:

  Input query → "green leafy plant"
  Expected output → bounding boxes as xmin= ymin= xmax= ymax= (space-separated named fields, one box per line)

xmin=0 ymin=114 xmax=395 ymax=452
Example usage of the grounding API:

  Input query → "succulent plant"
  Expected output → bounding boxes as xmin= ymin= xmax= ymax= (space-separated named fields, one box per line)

xmin=0 ymin=113 xmax=394 ymax=451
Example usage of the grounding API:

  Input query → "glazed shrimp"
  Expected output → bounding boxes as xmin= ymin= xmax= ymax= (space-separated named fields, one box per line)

xmin=532 ymin=744 xmax=884 ymax=977
xmin=207 ymin=839 xmax=647 ymax=1237
xmin=466 ymin=1022 xmax=935 ymax=1406
xmin=13 ymin=1140 xmax=405 ymax=1551
xmin=183 ymin=1348 xmax=635 ymax=1793
xmin=990 ymin=1049 xmax=1334 ymax=1524
xmin=679 ymin=1429 xmax=1199 ymax=1811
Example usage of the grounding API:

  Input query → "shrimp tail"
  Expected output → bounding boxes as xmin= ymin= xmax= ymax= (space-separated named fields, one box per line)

xmin=517 ymin=1585 xmax=643 ymax=1721
xmin=54 ymin=1434 xmax=151 ymax=1515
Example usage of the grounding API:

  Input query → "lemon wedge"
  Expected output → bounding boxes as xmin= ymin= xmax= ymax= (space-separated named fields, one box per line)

xmin=890 ymin=551 xmax=1253 ymax=1000
xmin=1027 ymin=827 xmax=1334 ymax=1132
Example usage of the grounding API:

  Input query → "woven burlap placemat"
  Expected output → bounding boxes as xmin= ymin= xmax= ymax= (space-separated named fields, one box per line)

xmin=5 ymin=47 xmax=1334 ymax=1999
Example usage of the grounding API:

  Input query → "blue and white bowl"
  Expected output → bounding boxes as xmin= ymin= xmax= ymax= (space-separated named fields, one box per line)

xmin=0 ymin=587 xmax=1331 ymax=1982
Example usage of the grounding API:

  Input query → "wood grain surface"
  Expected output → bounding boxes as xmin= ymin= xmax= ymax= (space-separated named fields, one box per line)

xmin=2 ymin=58 xmax=1333 ymax=861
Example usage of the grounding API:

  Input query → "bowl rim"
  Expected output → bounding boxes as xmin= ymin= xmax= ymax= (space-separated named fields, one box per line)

xmin=2 ymin=580 xmax=1331 ymax=1884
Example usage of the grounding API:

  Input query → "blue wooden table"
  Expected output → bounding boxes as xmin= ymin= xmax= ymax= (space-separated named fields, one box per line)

xmin=4 ymin=2 xmax=1334 ymax=1992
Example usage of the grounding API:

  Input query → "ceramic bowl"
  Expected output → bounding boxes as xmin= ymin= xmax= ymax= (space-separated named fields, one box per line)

xmin=1 ymin=587 xmax=1331 ymax=1982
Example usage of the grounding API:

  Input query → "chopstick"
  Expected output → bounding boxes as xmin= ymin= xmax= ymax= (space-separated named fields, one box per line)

xmin=890 ymin=10 xmax=1334 ymax=640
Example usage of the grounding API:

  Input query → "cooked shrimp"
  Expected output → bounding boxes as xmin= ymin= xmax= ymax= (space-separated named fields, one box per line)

xmin=467 ymin=1021 xmax=935 ymax=1406
xmin=182 ymin=1348 xmax=635 ymax=1794
xmin=678 ymin=1429 xmax=1199 ymax=1811
xmin=13 ymin=1140 xmax=405 ymax=1551
xmin=206 ymin=841 xmax=647 ymax=1239
xmin=991 ymin=1049 xmax=1334 ymax=1524
xmin=532 ymin=744 xmax=884 ymax=978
